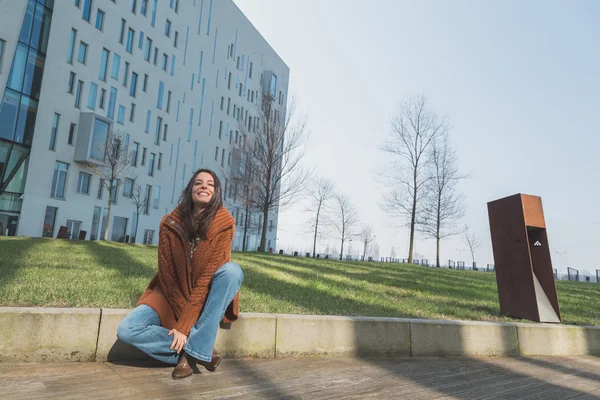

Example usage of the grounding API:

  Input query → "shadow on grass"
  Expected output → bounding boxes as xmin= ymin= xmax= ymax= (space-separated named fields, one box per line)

xmin=0 ymin=237 xmax=45 ymax=290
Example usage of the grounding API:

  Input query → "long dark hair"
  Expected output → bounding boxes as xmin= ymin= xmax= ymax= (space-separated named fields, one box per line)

xmin=178 ymin=168 xmax=223 ymax=240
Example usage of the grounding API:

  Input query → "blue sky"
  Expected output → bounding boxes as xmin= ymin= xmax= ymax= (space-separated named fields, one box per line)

xmin=234 ymin=0 xmax=600 ymax=275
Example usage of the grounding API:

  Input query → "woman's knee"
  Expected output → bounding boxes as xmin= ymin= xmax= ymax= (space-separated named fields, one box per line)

xmin=217 ymin=262 xmax=244 ymax=284
xmin=117 ymin=316 xmax=135 ymax=344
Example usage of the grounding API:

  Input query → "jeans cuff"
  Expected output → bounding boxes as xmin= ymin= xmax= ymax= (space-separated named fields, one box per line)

xmin=184 ymin=345 xmax=212 ymax=363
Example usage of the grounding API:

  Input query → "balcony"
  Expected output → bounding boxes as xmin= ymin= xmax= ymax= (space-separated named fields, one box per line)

xmin=73 ymin=112 xmax=113 ymax=165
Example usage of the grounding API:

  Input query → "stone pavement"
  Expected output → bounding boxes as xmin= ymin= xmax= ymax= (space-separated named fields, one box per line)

xmin=2 ymin=356 xmax=600 ymax=399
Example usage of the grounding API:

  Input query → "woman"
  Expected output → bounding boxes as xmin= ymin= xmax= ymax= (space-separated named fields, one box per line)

xmin=117 ymin=169 xmax=243 ymax=380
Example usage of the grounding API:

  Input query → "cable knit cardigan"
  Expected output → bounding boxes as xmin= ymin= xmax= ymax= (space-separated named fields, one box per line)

xmin=136 ymin=206 xmax=239 ymax=336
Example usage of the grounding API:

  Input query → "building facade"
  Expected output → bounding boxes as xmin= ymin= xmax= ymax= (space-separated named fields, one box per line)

xmin=0 ymin=0 xmax=288 ymax=251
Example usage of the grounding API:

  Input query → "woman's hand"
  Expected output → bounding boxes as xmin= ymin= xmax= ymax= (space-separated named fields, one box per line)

xmin=168 ymin=329 xmax=188 ymax=353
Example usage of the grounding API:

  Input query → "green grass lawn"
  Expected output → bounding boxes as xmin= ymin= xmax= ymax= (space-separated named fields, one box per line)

xmin=1 ymin=237 xmax=599 ymax=326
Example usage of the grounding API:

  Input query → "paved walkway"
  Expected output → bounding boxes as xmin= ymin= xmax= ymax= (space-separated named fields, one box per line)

xmin=2 ymin=356 xmax=600 ymax=399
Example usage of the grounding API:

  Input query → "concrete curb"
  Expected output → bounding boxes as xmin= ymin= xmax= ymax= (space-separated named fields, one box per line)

xmin=1 ymin=307 xmax=600 ymax=362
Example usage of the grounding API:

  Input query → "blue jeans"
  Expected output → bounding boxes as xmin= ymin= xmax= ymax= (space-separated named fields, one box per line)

xmin=117 ymin=262 xmax=244 ymax=364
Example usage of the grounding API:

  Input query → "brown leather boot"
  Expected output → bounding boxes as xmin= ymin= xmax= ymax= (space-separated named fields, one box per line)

xmin=172 ymin=351 xmax=197 ymax=380
xmin=196 ymin=350 xmax=223 ymax=372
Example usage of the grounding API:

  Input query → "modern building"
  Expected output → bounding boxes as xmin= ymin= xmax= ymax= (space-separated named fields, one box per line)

xmin=0 ymin=0 xmax=289 ymax=251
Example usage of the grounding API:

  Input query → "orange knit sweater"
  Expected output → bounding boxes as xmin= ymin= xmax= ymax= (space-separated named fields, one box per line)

xmin=136 ymin=206 xmax=239 ymax=336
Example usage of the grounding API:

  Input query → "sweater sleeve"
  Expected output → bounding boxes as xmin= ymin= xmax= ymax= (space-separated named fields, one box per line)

xmin=157 ymin=222 xmax=186 ymax=318
xmin=174 ymin=227 xmax=234 ymax=335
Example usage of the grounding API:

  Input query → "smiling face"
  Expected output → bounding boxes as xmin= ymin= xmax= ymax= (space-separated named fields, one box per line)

xmin=191 ymin=171 xmax=215 ymax=207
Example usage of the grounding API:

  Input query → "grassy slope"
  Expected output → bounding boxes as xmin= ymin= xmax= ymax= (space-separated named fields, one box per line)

xmin=0 ymin=237 xmax=598 ymax=326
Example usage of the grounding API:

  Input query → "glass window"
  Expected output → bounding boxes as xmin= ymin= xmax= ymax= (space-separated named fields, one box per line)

xmin=77 ymin=42 xmax=88 ymax=64
xmin=74 ymin=80 xmax=83 ymax=109
xmin=97 ymin=178 xmax=104 ymax=199
xmin=19 ymin=1 xmax=35 ymax=46
xmin=214 ymin=146 xmax=218 ymax=161
xmin=99 ymin=88 xmax=106 ymax=109
xmin=77 ymin=172 xmax=91 ymax=194
xmin=126 ymin=28 xmax=134 ymax=53
xmin=174 ymin=31 xmax=179 ymax=48
xmin=87 ymin=82 xmax=98 ymax=110
xmin=82 ymin=0 xmax=93 ymax=22
xmin=153 ymin=185 xmax=160 ymax=209
xmin=143 ymin=73 xmax=148 ymax=92
xmin=165 ymin=20 xmax=171 ymax=37
xmin=123 ymin=61 xmax=129 ymax=87
xmin=141 ymin=147 xmax=147 ymax=166
xmin=143 ymin=229 xmax=154 ymax=244
xmin=155 ymin=116 xmax=162 ymax=145
xmin=130 ymin=72 xmax=138 ymax=97
xmin=7 ymin=44 xmax=28 ymax=93
xmin=151 ymin=0 xmax=157 ymax=27
xmin=90 ymin=206 xmax=101 ymax=240
xmin=51 ymin=161 xmax=68 ymax=199
xmin=148 ymin=152 xmax=155 ymax=176
xmin=107 ymin=86 xmax=117 ymax=119
xmin=110 ymin=178 xmax=119 ymax=204
xmin=166 ymin=91 xmax=171 ymax=113
xmin=130 ymin=102 xmax=136 ymax=122
xmin=30 ymin=1 xmax=52 ymax=54
xmin=138 ymin=31 xmax=144 ymax=49
xmin=67 ymin=71 xmax=75 ymax=93
xmin=157 ymin=81 xmax=164 ymax=109
xmin=111 ymin=53 xmax=121 ymax=80
xmin=163 ymin=124 xmax=168 ymax=142
xmin=145 ymin=110 xmax=151 ymax=133
xmin=158 ymin=152 xmax=162 ymax=170
xmin=68 ymin=122 xmax=76 ymax=145
xmin=144 ymin=37 xmax=152 ymax=61
xmin=90 ymin=117 xmax=109 ymax=161
xmin=144 ymin=185 xmax=151 ymax=214
xmin=49 ymin=113 xmax=59 ymax=150
xmin=20 ymin=47 xmax=45 ymax=100
xmin=95 ymin=9 xmax=104 ymax=31
xmin=0 ymin=39 xmax=5 ymax=74
xmin=131 ymin=0 xmax=138 ymax=14
xmin=162 ymin=53 xmax=168 ymax=71
xmin=14 ymin=95 xmax=38 ymax=146
xmin=270 ymin=74 xmax=278 ymax=97
xmin=99 ymin=48 xmax=109 ymax=81
xmin=117 ymin=105 xmax=125 ymax=124
xmin=67 ymin=29 xmax=77 ymax=64
xmin=188 ymin=108 xmax=193 ymax=141
xmin=170 ymin=55 xmax=175 ymax=76
xmin=119 ymin=19 xmax=126 ymax=44
xmin=42 ymin=206 xmax=58 ymax=238
xmin=141 ymin=0 xmax=148 ymax=16
xmin=66 ymin=220 xmax=82 ymax=240
xmin=131 ymin=142 xmax=139 ymax=166
xmin=123 ymin=178 xmax=134 ymax=197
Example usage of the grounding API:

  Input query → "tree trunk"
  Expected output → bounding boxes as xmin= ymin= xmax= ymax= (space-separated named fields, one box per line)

xmin=242 ymin=204 xmax=250 ymax=251
xmin=340 ymin=239 xmax=344 ymax=261
xmin=363 ymin=240 xmax=367 ymax=262
xmin=312 ymin=201 xmax=321 ymax=258
xmin=408 ymin=173 xmax=418 ymax=264
xmin=260 ymin=204 xmax=269 ymax=252
xmin=436 ymin=237 xmax=440 ymax=268
xmin=133 ymin=211 xmax=139 ymax=244
xmin=103 ymin=194 xmax=112 ymax=241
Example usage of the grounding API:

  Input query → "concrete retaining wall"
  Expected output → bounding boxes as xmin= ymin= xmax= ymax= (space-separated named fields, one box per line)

xmin=1 ymin=307 xmax=599 ymax=362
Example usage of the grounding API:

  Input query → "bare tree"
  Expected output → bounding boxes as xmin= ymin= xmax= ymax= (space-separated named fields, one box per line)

xmin=130 ymin=183 xmax=147 ymax=244
xmin=307 ymin=176 xmax=335 ymax=258
xmin=332 ymin=194 xmax=359 ymax=260
xmin=372 ymin=242 xmax=380 ymax=260
xmin=229 ymin=147 xmax=260 ymax=251
xmin=359 ymin=225 xmax=375 ymax=261
xmin=86 ymin=130 xmax=134 ymax=240
xmin=462 ymin=224 xmax=481 ymax=265
xmin=380 ymin=94 xmax=448 ymax=263
xmin=418 ymin=134 xmax=466 ymax=267
xmin=240 ymin=87 xmax=311 ymax=252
